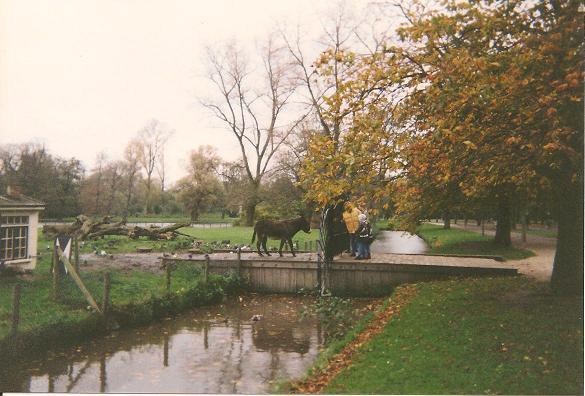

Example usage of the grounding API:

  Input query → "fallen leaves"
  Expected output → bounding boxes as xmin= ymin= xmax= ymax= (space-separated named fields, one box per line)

xmin=290 ymin=284 xmax=418 ymax=394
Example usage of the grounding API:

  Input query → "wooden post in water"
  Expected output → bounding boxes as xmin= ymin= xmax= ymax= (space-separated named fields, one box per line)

xmin=163 ymin=334 xmax=169 ymax=367
xmin=10 ymin=284 xmax=21 ymax=342
xmin=203 ymin=254 xmax=209 ymax=285
xmin=99 ymin=354 xmax=107 ymax=393
xmin=102 ymin=272 xmax=111 ymax=319
xmin=165 ymin=260 xmax=172 ymax=293
xmin=52 ymin=245 xmax=60 ymax=300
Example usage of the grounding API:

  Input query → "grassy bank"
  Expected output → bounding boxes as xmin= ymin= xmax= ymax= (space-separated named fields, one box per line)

xmin=323 ymin=277 xmax=583 ymax=394
xmin=417 ymin=223 xmax=535 ymax=260
xmin=0 ymin=247 xmax=241 ymax=358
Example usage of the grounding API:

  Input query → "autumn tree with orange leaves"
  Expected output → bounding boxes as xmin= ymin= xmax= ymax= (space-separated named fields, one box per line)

xmin=300 ymin=0 xmax=583 ymax=294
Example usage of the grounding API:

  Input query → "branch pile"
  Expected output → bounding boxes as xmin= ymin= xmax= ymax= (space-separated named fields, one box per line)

xmin=43 ymin=215 xmax=191 ymax=241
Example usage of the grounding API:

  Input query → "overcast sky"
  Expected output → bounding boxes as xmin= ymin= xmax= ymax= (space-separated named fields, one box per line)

xmin=0 ymin=0 xmax=388 ymax=184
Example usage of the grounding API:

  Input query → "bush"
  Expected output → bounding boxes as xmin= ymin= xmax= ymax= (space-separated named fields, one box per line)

xmin=253 ymin=205 xmax=280 ymax=221
xmin=385 ymin=217 xmax=400 ymax=231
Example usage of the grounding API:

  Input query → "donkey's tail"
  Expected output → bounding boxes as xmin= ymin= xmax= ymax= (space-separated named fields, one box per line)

xmin=251 ymin=229 xmax=256 ymax=244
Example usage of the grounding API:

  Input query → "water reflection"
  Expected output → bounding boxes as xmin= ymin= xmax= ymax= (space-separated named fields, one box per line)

xmin=1 ymin=294 xmax=363 ymax=393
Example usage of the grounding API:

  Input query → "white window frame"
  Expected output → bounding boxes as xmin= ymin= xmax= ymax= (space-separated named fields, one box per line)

xmin=1 ymin=215 xmax=30 ymax=261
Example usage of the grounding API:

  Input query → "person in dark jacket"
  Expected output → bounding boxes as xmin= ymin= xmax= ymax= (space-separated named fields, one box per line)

xmin=355 ymin=213 xmax=372 ymax=260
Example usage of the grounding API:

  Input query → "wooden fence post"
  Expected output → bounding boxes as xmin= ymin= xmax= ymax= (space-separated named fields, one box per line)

xmin=304 ymin=241 xmax=308 ymax=252
xmin=74 ymin=237 xmax=80 ymax=273
xmin=165 ymin=259 xmax=172 ymax=293
xmin=56 ymin=246 xmax=102 ymax=313
xmin=309 ymin=240 xmax=313 ymax=252
xmin=52 ymin=245 xmax=60 ymax=300
xmin=102 ymin=273 xmax=111 ymax=319
xmin=237 ymin=247 xmax=242 ymax=277
xmin=11 ymin=284 xmax=21 ymax=341
xmin=203 ymin=254 xmax=209 ymax=285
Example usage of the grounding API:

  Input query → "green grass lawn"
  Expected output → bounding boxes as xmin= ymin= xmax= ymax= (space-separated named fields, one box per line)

xmin=417 ymin=224 xmax=535 ymax=260
xmin=523 ymin=229 xmax=558 ymax=238
xmin=180 ymin=226 xmax=319 ymax=248
xmin=324 ymin=277 xmax=583 ymax=395
xmin=68 ymin=226 xmax=321 ymax=255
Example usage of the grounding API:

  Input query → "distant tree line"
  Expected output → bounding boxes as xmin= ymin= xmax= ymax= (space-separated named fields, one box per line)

xmin=0 ymin=124 xmax=307 ymax=222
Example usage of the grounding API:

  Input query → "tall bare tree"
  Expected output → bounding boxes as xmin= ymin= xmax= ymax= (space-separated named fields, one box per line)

xmin=92 ymin=152 xmax=107 ymax=215
xmin=202 ymin=37 xmax=305 ymax=225
xmin=281 ymin=2 xmax=390 ymax=149
xmin=104 ymin=160 xmax=123 ymax=215
xmin=122 ymin=141 xmax=142 ymax=218
xmin=133 ymin=119 xmax=172 ymax=215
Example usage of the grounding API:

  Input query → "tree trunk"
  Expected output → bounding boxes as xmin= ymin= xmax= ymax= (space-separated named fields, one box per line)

xmin=551 ymin=177 xmax=584 ymax=295
xmin=190 ymin=208 xmax=199 ymax=222
xmin=443 ymin=212 xmax=451 ymax=229
xmin=245 ymin=202 xmax=256 ymax=226
xmin=521 ymin=211 xmax=528 ymax=243
xmin=144 ymin=179 xmax=151 ymax=215
xmin=244 ymin=183 xmax=261 ymax=226
xmin=494 ymin=194 xmax=511 ymax=246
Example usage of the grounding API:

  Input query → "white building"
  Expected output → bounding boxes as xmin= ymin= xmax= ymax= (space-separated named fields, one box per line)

xmin=0 ymin=187 xmax=45 ymax=271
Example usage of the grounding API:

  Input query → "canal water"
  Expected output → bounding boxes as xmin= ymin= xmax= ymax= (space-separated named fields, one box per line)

xmin=2 ymin=294 xmax=374 ymax=393
xmin=370 ymin=230 xmax=429 ymax=254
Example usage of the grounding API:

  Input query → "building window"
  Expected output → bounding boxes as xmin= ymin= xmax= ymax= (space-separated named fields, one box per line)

xmin=1 ymin=215 xmax=29 ymax=260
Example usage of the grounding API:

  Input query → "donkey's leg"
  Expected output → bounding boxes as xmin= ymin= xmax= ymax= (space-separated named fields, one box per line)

xmin=262 ymin=236 xmax=271 ymax=256
xmin=287 ymin=237 xmax=296 ymax=257
xmin=278 ymin=239 xmax=285 ymax=257
xmin=256 ymin=234 xmax=263 ymax=256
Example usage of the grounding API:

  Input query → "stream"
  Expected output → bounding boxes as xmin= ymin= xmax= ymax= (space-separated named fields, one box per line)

xmin=2 ymin=294 xmax=374 ymax=393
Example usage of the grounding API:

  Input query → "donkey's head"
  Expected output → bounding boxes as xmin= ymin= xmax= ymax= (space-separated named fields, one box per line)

xmin=298 ymin=216 xmax=311 ymax=233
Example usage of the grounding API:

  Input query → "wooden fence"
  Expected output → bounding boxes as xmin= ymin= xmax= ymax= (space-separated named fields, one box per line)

xmin=163 ymin=255 xmax=517 ymax=296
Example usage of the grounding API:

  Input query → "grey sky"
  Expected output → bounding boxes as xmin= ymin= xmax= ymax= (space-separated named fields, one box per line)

xmin=0 ymin=0 xmax=346 ymax=183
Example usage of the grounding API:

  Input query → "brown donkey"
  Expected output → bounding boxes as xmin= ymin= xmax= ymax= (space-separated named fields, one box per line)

xmin=251 ymin=217 xmax=311 ymax=257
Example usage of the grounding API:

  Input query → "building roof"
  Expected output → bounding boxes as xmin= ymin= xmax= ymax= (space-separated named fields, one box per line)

xmin=0 ymin=194 xmax=45 ymax=210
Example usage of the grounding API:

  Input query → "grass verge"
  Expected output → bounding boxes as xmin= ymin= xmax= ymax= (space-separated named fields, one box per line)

xmin=274 ymin=299 xmax=385 ymax=394
xmin=417 ymin=223 xmax=535 ymax=260
xmin=323 ymin=277 xmax=583 ymax=395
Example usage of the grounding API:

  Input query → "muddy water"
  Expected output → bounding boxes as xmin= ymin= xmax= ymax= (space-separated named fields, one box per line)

xmin=2 ymin=294 xmax=373 ymax=393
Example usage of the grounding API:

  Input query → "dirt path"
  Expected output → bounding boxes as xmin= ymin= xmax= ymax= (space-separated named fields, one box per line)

xmin=447 ymin=223 xmax=557 ymax=282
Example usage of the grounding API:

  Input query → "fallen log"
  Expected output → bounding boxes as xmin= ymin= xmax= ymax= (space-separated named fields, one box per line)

xmin=44 ymin=215 xmax=192 ymax=241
